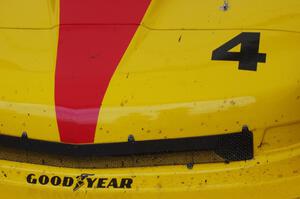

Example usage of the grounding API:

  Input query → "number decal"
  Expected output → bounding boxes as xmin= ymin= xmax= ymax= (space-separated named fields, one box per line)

xmin=211 ymin=32 xmax=266 ymax=71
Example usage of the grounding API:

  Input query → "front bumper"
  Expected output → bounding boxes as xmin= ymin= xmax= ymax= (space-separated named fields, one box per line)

xmin=0 ymin=142 xmax=299 ymax=199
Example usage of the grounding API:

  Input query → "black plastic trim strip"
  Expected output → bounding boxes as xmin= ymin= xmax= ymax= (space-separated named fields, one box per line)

xmin=0 ymin=126 xmax=253 ymax=161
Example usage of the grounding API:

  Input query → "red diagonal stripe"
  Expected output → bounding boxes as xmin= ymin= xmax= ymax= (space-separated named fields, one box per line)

xmin=55 ymin=0 xmax=151 ymax=144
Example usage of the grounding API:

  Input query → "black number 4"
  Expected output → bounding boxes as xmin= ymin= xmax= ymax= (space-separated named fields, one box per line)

xmin=211 ymin=32 xmax=266 ymax=71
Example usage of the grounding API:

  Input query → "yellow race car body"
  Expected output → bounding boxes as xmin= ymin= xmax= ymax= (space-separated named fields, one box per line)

xmin=0 ymin=0 xmax=300 ymax=198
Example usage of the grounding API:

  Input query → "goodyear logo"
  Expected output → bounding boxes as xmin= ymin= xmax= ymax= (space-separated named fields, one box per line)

xmin=26 ymin=173 xmax=133 ymax=191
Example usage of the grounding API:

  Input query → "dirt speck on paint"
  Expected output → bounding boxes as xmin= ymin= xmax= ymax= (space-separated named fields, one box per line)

xmin=1 ymin=170 xmax=7 ymax=178
xmin=178 ymin=35 xmax=182 ymax=43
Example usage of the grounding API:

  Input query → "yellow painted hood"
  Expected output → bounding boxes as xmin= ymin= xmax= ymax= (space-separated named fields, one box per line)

xmin=0 ymin=0 xmax=299 ymax=149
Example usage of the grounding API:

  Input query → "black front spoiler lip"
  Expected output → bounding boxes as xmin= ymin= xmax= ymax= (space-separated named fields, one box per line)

xmin=0 ymin=126 xmax=253 ymax=162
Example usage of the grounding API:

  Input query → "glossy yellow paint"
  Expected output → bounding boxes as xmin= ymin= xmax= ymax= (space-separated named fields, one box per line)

xmin=96 ymin=0 xmax=300 ymax=148
xmin=143 ymin=0 xmax=300 ymax=31
xmin=0 ymin=28 xmax=60 ymax=142
xmin=96 ymin=28 xmax=300 ymax=149
xmin=0 ymin=0 xmax=299 ymax=198
xmin=0 ymin=0 xmax=58 ymax=29
xmin=0 ymin=0 xmax=60 ymax=142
